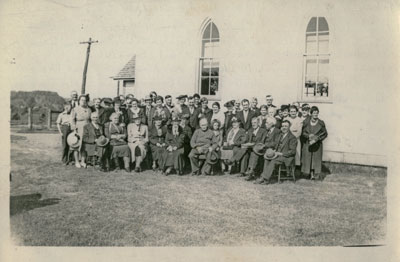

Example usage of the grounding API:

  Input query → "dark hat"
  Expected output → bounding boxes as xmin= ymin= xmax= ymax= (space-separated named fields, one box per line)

xmin=200 ymin=97 xmax=208 ymax=103
xmin=224 ymin=100 xmax=235 ymax=108
xmin=153 ymin=115 xmax=163 ymax=121
xmin=126 ymin=94 xmax=134 ymax=99
xmin=206 ymin=150 xmax=219 ymax=165
xmin=177 ymin=95 xmax=188 ymax=100
xmin=301 ymin=103 xmax=310 ymax=109
xmin=113 ymin=97 xmax=122 ymax=104
xmin=178 ymin=113 xmax=190 ymax=119
xmin=264 ymin=148 xmax=278 ymax=160
xmin=231 ymin=116 xmax=240 ymax=123
xmin=280 ymin=104 xmax=289 ymax=111
xmin=101 ymin=97 xmax=113 ymax=104
xmin=193 ymin=93 xmax=201 ymax=99
xmin=96 ymin=136 xmax=109 ymax=147
xmin=165 ymin=95 xmax=172 ymax=99
xmin=253 ymin=143 xmax=267 ymax=156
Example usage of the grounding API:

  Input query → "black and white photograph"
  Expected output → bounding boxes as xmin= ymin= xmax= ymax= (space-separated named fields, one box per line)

xmin=1 ymin=0 xmax=399 ymax=260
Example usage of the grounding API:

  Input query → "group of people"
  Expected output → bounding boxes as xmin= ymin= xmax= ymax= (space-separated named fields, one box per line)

xmin=57 ymin=90 xmax=328 ymax=184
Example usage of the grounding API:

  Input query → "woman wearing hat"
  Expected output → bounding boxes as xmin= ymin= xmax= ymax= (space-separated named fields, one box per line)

xmin=127 ymin=115 xmax=149 ymax=172
xmin=105 ymin=113 xmax=131 ymax=172
xmin=161 ymin=118 xmax=186 ymax=175
xmin=286 ymin=105 xmax=303 ymax=167
xmin=149 ymin=116 xmax=168 ymax=171
xmin=301 ymin=106 xmax=328 ymax=180
xmin=70 ymin=94 xmax=92 ymax=168
xmin=127 ymin=98 xmax=145 ymax=125
xmin=82 ymin=112 xmax=110 ymax=171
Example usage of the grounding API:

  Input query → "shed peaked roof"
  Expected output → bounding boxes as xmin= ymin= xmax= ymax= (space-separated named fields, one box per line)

xmin=113 ymin=55 xmax=136 ymax=80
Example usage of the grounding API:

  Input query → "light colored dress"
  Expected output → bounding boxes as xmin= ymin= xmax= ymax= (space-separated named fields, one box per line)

xmin=127 ymin=123 xmax=149 ymax=163
xmin=285 ymin=116 xmax=303 ymax=166
xmin=70 ymin=105 xmax=91 ymax=151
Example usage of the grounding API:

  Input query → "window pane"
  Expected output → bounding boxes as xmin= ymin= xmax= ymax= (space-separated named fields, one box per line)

xmin=210 ymin=78 xmax=219 ymax=95
xmin=203 ymin=41 xmax=213 ymax=57
xmin=318 ymin=59 xmax=329 ymax=79
xmin=211 ymin=22 xmax=219 ymax=39
xmin=306 ymin=33 xmax=317 ymax=54
xmin=305 ymin=58 xmax=317 ymax=77
xmin=306 ymin=17 xmax=317 ymax=33
xmin=211 ymin=66 xmax=219 ymax=77
xmin=201 ymin=78 xmax=210 ymax=95
xmin=318 ymin=17 xmax=329 ymax=32
xmin=318 ymin=32 xmax=329 ymax=53
xmin=203 ymin=23 xmax=211 ymax=40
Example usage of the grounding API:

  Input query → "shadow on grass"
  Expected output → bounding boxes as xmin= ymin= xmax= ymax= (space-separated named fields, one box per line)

xmin=10 ymin=193 xmax=61 ymax=216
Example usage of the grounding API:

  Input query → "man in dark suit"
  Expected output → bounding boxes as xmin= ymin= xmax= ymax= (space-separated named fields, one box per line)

xmin=97 ymin=98 xmax=114 ymax=126
xmin=182 ymin=96 xmax=200 ymax=131
xmin=250 ymin=97 xmax=261 ymax=117
xmin=255 ymin=120 xmax=297 ymax=185
xmin=265 ymin=95 xmax=277 ymax=109
xmin=142 ymin=95 xmax=153 ymax=126
xmin=176 ymin=95 xmax=189 ymax=114
xmin=198 ymin=97 xmax=213 ymax=123
xmin=237 ymin=99 xmax=257 ymax=131
xmin=244 ymin=118 xmax=280 ymax=180
xmin=70 ymin=90 xmax=79 ymax=108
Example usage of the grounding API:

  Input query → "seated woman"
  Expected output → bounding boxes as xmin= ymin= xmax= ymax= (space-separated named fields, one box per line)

xmin=82 ymin=112 xmax=109 ymax=171
xmin=105 ymin=112 xmax=131 ymax=172
xmin=149 ymin=116 xmax=168 ymax=171
xmin=127 ymin=115 xmax=149 ymax=172
xmin=221 ymin=117 xmax=247 ymax=175
xmin=301 ymin=106 xmax=328 ymax=180
xmin=161 ymin=118 xmax=186 ymax=176
xmin=210 ymin=119 xmax=223 ymax=175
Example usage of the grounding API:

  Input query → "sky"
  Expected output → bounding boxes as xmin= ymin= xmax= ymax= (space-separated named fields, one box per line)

xmin=0 ymin=0 xmax=156 ymax=98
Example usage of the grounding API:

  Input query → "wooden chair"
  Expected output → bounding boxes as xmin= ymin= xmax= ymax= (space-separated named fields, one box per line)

xmin=277 ymin=161 xmax=296 ymax=183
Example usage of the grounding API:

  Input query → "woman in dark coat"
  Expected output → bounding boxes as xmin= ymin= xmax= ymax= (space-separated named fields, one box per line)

xmin=105 ymin=112 xmax=131 ymax=172
xmin=301 ymin=106 xmax=328 ymax=180
xmin=82 ymin=112 xmax=109 ymax=171
xmin=149 ymin=116 xmax=168 ymax=171
xmin=161 ymin=119 xmax=186 ymax=175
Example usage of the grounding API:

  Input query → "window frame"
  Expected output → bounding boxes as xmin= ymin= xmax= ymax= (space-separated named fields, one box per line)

xmin=198 ymin=21 xmax=221 ymax=101
xmin=300 ymin=17 xmax=333 ymax=103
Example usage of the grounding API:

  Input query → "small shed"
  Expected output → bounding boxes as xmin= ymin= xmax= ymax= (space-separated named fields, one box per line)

xmin=113 ymin=55 xmax=136 ymax=96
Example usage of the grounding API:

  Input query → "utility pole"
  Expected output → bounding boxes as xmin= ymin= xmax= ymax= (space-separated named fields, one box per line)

xmin=79 ymin=37 xmax=98 ymax=95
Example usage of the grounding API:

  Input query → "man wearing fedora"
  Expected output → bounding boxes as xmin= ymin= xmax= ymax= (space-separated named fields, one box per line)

xmin=255 ymin=120 xmax=297 ymax=185
xmin=189 ymin=118 xmax=218 ymax=176
xmin=245 ymin=118 xmax=280 ymax=181
xmin=241 ymin=117 xmax=267 ymax=180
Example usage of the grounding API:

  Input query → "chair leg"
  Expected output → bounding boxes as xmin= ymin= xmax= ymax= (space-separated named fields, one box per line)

xmin=278 ymin=165 xmax=281 ymax=183
xmin=292 ymin=166 xmax=296 ymax=183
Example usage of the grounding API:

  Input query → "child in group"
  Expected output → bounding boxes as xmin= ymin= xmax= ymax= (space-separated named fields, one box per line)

xmin=56 ymin=102 xmax=72 ymax=165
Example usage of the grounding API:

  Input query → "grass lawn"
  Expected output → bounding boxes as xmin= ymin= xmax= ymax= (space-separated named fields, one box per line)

xmin=10 ymin=132 xmax=386 ymax=246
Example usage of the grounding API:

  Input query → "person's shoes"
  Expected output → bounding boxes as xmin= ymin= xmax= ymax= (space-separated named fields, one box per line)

xmin=191 ymin=171 xmax=198 ymax=176
xmin=75 ymin=162 xmax=81 ymax=168
xmin=135 ymin=167 xmax=141 ymax=173
xmin=178 ymin=171 xmax=183 ymax=176
xmin=245 ymin=175 xmax=255 ymax=181
xmin=254 ymin=178 xmax=267 ymax=184
xmin=152 ymin=163 xmax=157 ymax=171
xmin=165 ymin=167 xmax=172 ymax=176
xmin=80 ymin=162 xmax=87 ymax=168
xmin=124 ymin=167 xmax=130 ymax=173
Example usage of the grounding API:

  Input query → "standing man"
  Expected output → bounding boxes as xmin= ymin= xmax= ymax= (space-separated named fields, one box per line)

xmin=198 ymin=97 xmax=213 ymax=124
xmin=237 ymin=99 xmax=257 ymax=131
xmin=98 ymin=98 xmax=113 ymax=126
xmin=255 ymin=120 xmax=297 ymax=185
xmin=250 ymin=97 xmax=260 ymax=116
xmin=70 ymin=90 xmax=79 ymax=108
xmin=165 ymin=95 xmax=175 ymax=115
xmin=265 ymin=95 xmax=276 ymax=109
xmin=183 ymin=96 xmax=200 ymax=131
xmin=176 ymin=95 xmax=189 ymax=114
xmin=143 ymin=95 xmax=153 ymax=127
